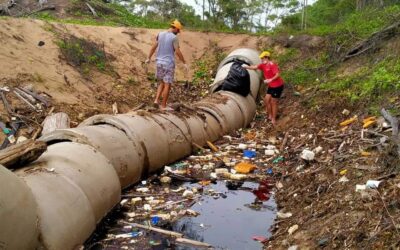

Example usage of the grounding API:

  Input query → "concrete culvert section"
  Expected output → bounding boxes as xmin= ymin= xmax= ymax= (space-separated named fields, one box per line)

xmin=150 ymin=113 xmax=192 ymax=163
xmin=39 ymin=124 xmax=143 ymax=188
xmin=0 ymin=166 xmax=39 ymax=250
xmin=181 ymin=114 xmax=208 ymax=147
xmin=15 ymin=169 xmax=96 ymax=250
xmin=217 ymin=48 xmax=261 ymax=70
xmin=195 ymin=94 xmax=245 ymax=132
xmin=24 ymin=142 xmax=121 ymax=222
xmin=219 ymin=91 xmax=257 ymax=126
xmin=0 ymin=47 xmax=263 ymax=249
xmin=196 ymin=109 xmax=225 ymax=141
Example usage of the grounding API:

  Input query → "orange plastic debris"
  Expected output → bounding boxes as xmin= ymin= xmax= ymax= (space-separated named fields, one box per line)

xmin=363 ymin=120 xmax=376 ymax=128
xmin=206 ymin=141 xmax=219 ymax=152
xmin=340 ymin=115 xmax=358 ymax=126
xmin=234 ymin=162 xmax=257 ymax=174
xmin=363 ymin=116 xmax=376 ymax=124
xmin=198 ymin=180 xmax=211 ymax=186
xmin=361 ymin=151 xmax=372 ymax=157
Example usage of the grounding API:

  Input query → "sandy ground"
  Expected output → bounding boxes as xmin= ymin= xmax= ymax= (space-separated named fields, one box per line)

xmin=0 ymin=18 xmax=262 ymax=108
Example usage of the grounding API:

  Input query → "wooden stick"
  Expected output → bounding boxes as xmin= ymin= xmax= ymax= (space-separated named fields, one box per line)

xmin=280 ymin=132 xmax=289 ymax=151
xmin=0 ymin=139 xmax=47 ymax=168
xmin=153 ymin=198 xmax=190 ymax=210
xmin=124 ymin=222 xmax=183 ymax=238
xmin=85 ymin=2 xmax=98 ymax=17
xmin=13 ymin=90 xmax=37 ymax=111
xmin=175 ymin=237 xmax=212 ymax=248
xmin=19 ymin=87 xmax=50 ymax=107
xmin=0 ymin=91 xmax=13 ymax=115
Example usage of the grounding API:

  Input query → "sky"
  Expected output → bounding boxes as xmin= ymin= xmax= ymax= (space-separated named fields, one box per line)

xmin=182 ymin=0 xmax=318 ymax=16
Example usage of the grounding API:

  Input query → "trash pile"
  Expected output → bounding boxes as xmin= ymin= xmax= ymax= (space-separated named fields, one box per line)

xmin=86 ymin=124 xmax=285 ymax=249
xmin=0 ymin=84 xmax=52 ymax=149
xmin=266 ymin=105 xmax=400 ymax=249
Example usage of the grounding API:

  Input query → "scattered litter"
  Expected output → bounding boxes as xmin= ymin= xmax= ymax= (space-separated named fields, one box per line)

xmin=238 ymin=143 xmax=248 ymax=150
xmin=243 ymin=150 xmax=256 ymax=158
xmin=252 ymin=236 xmax=267 ymax=243
xmin=339 ymin=176 xmax=349 ymax=183
xmin=300 ymin=149 xmax=315 ymax=161
xmin=342 ymin=109 xmax=350 ymax=116
xmin=340 ymin=169 xmax=347 ymax=175
xmin=272 ymin=156 xmax=284 ymax=164
xmin=356 ymin=185 xmax=367 ymax=192
xmin=288 ymin=224 xmax=299 ymax=235
xmin=340 ymin=115 xmax=357 ymax=126
xmin=234 ymin=162 xmax=257 ymax=174
xmin=366 ymin=180 xmax=381 ymax=189
xmin=277 ymin=211 xmax=292 ymax=219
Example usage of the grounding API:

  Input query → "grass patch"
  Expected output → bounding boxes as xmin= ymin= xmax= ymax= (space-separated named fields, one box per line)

xmin=56 ymin=34 xmax=115 ymax=76
xmin=320 ymin=57 xmax=400 ymax=103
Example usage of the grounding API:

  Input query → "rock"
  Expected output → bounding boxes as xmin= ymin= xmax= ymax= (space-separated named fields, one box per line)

xmin=300 ymin=149 xmax=315 ymax=161
xmin=288 ymin=224 xmax=299 ymax=235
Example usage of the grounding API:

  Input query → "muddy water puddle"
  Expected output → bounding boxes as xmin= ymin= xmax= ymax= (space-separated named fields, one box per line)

xmin=86 ymin=180 xmax=276 ymax=250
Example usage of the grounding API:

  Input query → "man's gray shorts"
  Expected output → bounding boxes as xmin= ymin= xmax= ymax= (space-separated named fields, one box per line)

xmin=156 ymin=64 xmax=175 ymax=84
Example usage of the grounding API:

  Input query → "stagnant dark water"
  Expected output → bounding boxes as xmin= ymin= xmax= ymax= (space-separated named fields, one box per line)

xmin=86 ymin=181 xmax=276 ymax=250
xmin=171 ymin=181 xmax=276 ymax=250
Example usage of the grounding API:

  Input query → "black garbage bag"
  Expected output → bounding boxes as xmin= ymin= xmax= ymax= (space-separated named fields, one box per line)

xmin=216 ymin=60 xmax=250 ymax=97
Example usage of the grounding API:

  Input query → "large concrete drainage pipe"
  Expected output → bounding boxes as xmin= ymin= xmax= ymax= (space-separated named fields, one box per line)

xmin=211 ymin=62 xmax=261 ymax=99
xmin=39 ymin=124 xmax=143 ymax=188
xmin=0 ymin=48 xmax=262 ymax=249
xmin=0 ymin=166 xmax=39 ymax=250
xmin=217 ymin=48 xmax=261 ymax=70
xmin=195 ymin=94 xmax=245 ymax=132
xmin=15 ymin=169 xmax=96 ymax=250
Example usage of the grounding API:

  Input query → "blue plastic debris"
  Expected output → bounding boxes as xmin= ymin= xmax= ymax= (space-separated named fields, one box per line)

xmin=243 ymin=150 xmax=257 ymax=158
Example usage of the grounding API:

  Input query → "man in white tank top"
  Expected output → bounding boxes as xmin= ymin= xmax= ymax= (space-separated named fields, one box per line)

xmin=146 ymin=20 xmax=188 ymax=110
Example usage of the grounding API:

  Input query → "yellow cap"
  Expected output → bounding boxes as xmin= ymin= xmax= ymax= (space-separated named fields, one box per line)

xmin=259 ymin=51 xmax=271 ymax=58
xmin=171 ymin=19 xmax=183 ymax=31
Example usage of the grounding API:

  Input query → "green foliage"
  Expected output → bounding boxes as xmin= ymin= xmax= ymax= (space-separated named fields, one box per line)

xmin=320 ymin=58 xmax=400 ymax=103
xmin=56 ymin=35 xmax=115 ymax=75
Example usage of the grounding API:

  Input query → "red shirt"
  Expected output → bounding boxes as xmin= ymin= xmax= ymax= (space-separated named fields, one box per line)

xmin=257 ymin=62 xmax=284 ymax=88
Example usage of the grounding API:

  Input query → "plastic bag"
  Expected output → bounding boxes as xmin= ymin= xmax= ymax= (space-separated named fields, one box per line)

xmin=216 ymin=59 xmax=250 ymax=96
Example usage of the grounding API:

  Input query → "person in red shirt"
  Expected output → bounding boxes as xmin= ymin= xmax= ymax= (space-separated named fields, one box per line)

xmin=243 ymin=51 xmax=284 ymax=125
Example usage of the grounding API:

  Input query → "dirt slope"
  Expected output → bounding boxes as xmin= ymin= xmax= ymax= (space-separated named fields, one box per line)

xmin=0 ymin=17 xmax=263 ymax=120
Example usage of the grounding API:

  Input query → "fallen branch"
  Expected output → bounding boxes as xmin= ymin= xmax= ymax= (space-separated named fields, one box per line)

xmin=0 ymin=139 xmax=47 ymax=169
xmin=344 ymin=21 xmax=400 ymax=61
xmin=175 ymin=237 xmax=212 ymax=248
xmin=381 ymin=108 xmax=400 ymax=155
xmin=124 ymin=222 xmax=183 ymax=238
xmin=85 ymin=2 xmax=98 ymax=17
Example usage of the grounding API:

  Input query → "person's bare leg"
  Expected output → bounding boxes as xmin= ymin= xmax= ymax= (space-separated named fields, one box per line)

xmin=265 ymin=94 xmax=273 ymax=120
xmin=271 ymin=98 xmax=278 ymax=125
xmin=154 ymin=81 xmax=164 ymax=105
xmin=161 ymin=83 xmax=171 ymax=108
